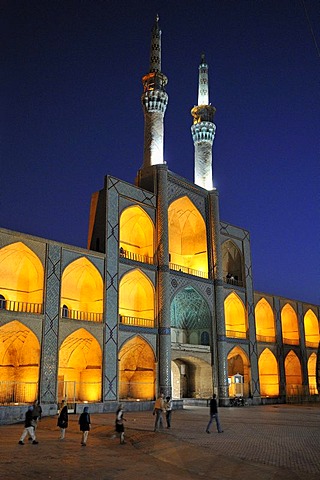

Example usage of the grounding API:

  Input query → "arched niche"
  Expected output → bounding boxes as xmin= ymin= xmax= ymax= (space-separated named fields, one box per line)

xmin=0 ymin=242 xmax=44 ymax=312
xmin=0 ymin=320 xmax=40 ymax=403
xmin=170 ymin=286 xmax=211 ymax=345
xmin=171 ymin=357 xmax=213 ymax=399
xmin=224 ymin=292 xmax=247 ymax=338
xmin=304 ymin=309 xmax=319 ymax=348
xmin=60 ymin=257 xmax=103 ymax=322
xmin=58 ymin=328 xmax=102 ymax=402
xmin=119 ymin=269 xmax=155 ymax=327
xmin=258 ymin=348 xmax=279 ymax=396
xmin=285 ymin=350 xmax=302 ymax=395
xmin=118 ymin=336 xmax=155 ymax=400
xmin=168 ymin=196 xmax=208 ymax=277
xmin=119 ymin=205 xmax=155 ymax=262
xmin=255 ymin=298 xmax=276 ymax=342
xmin=307 ymin=352 xmax=318 ymax=395
xmin=281 ymin=304 xmax=299 ymax=345
xmin=227 ymin=346 xmax=250 ymax=397
xmin=222 ymin=240 xmax=243 ymax=286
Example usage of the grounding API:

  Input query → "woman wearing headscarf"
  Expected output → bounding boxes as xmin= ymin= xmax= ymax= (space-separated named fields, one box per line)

xmin=57 ymin=400 xmax=68 ymax=440
xmin=79 ymin=406 xmax=91 ymax=446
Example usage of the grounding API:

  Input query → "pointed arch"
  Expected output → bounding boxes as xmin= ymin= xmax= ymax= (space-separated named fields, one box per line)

xmin=119 ymin=336 xmax=156 ymax=400
xmin=304 ymin=309 xmax=319 ymax=348
xmin=119 ymin=205 xmax=155 ymax=263
xmin=119 ymin=269 xmax=155 ymax=327
xmin=285 ymin=350 xmax=302 ymax=395
xmin=281 ymin=304 xmax=299 ymax=345
xmin=258 ymin=348 xmax=279 ymax=396
xmin=0 ymin=242 xmax=44 ymax=313
xmin=0 ymin=320 xmax=40 ymax=403
xmin=227 ymin=346 xmax=250 ymax=397
xmin=222 ymin=240 xmax=243 ymax=286
xmin=224 ymin=292 xmax=247 ymax=338
xmin=60 ymin=257 xmax=103 ymax=322
xmin=307 ymin=352 xmax=318 ymax=395
xmin=255 ymin=298 xmax=276 ymax=342
xmin=58 ymin=328 xmax=102 ymax=402
xmin=168 ymin=196 xmax=208 ymax=277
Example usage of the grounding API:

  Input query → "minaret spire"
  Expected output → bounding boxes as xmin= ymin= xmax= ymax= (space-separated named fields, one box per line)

xmin=141 ymin=16 xmax=168 ymax=168
xmin=191 ymin=54 xmax=216 ymax=190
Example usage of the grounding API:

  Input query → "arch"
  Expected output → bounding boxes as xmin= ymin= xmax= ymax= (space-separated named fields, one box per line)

xmin=307 ymin=352 xmax=318 ymax=395
xmin=255 ymin=298 xmax=276 ymax=342
xmin=222 ymin=240 xmax=243 ymax=286
xmin=60 ymin=257 xmax=103 ymax=322
xmin=119 ymin=269 xmax=155 ymax=327
xmin=119 ymin=205 xmax=155 ymax=262
xmin=224 ymin=292 xmax=247 ymax=338
xmin=58 ymin=328 xmax=102 ymax=402
xmin=0 ymin=242 xmax=44 ymax=313
xmin=258 ymin=348 xmax=279 ymax=396
xmin=119 ymin=336 xmax=156 ymax=400
xmin=227 ymin=346 xmax=250 ymax=397
xmin=171 ymin=357 xmax=213 ymax=399
xmin=304 ymin=309 xmax=319 ymax=348
xmin=281 ymin=304 xmax=299 ymax=345
xmin=284 ymin=350 xmax=302 ymax=395
xmin=0 ymin=320 xmax=40 ymax=403
xmin=168 ymin=196 xmax=208 ymax=277
xmin=170 ymin=286 xmax=211 ymax=345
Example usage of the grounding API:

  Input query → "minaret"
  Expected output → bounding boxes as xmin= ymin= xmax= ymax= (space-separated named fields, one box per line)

xmin=191 ymin=54 xmax=216 ymax=190
xmin=141 ymin=15 xmax=168 ymax=168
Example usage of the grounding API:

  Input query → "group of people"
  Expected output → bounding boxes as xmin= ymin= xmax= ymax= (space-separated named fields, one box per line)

xmin=153 ymin=394 xmax=172 ymax=431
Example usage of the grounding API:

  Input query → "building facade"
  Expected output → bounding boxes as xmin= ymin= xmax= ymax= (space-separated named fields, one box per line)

xmin=0 ymin=18 xmax=319 ymax=422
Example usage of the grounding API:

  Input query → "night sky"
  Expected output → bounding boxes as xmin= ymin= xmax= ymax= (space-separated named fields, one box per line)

xmin=2 ymin=1 xmax=320 ymax=305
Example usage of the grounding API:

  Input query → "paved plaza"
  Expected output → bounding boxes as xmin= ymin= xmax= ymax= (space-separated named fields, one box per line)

xmin=1 ymin=404 xmax=320 ymax=479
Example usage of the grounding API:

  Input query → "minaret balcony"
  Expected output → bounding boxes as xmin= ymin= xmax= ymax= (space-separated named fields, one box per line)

xmin=141 ymin=90 xmax=168 ymax=113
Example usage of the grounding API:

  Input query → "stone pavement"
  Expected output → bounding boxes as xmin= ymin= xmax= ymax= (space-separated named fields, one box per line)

xmin=1 ymin=404 xmax=320 ymax=479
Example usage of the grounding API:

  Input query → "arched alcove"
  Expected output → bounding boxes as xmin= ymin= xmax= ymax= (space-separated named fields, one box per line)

xmin=171 ymin=357 xmax=213 ymax=399
xmin=227 ymin=346 xmax=250 ymax=397
xmin=285 ymin=350 xmax=302 ymax=395
xmin=119 ymin=269 xmax=155 ymax=327
xmin=60 ymin=257 xmax=103 ymax=322
xmin=307 ymin=352 xmax=318 ymax=394
xmin=222 ymin=240 xmax=243 ymax=286
xmin=281 ymin=304 xmax=299 ymax=345
xmin=168 ymin=196 xmax=208 ymax=277
xmin=258 ymin=348 xmax=279 ymax=396
xmin=119 ymin=205 xmax=155 ymax=263
xmin=0 ymin=320 xmax=40 ymax=403
xmin=119 ymin=336 xmax=155 ymax=400
xmin=255 ymin=298 xmax=276 ymax=342
xmin=304 ymin=309 xmax=319 ymax=348
xmin=58 ymin=328 xmax=102 ymax=402
xmin=224 ymin=293 xmax=247 ymax=338
xmin=0 ymin=242 xmax=44 ymax=313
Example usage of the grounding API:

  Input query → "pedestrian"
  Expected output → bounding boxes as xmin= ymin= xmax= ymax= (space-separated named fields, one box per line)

xmin=18 ymin=406 xmax=39 ymax=445
xmin=164 ymin=396 xmax=172 ymax=428
xmin=153 ymin=393 xmax=165 ymax=432
xmin=57 ymin=400 xmax=68 ymax=440
xmin=206 ymin=393 xmax=223 ymax=434
xmin=79 ymin=406 xmax=91 ymax=446
xmin=115 ymin=403 xmax=126 ymax=444
xmin=32 ymin=400 xmax=42 ymax=431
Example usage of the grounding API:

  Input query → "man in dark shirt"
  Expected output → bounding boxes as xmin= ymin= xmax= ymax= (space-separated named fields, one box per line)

xmin=206 ymin=394 xmax=223 ymax=433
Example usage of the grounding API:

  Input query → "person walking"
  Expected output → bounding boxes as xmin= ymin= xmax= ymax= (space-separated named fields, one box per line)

xmin=164 ymin=396 xmax=172 ymax=428
xmin=18 ymin=406 xmax=39 ymax=445
xmin=57 ymin=400 xmax=69 ymax=440
xmin=115 ymin=404 xmax=126 ymax=444
xmin=153 ymin=393 xmax=165 ymax=432
xmin=32 ymin=400 xmax=42 ymax=432
xmin=206 ymin=393 xmax=223 ymax=433
xmin=79 ymin=406 xmax=91 ymax=446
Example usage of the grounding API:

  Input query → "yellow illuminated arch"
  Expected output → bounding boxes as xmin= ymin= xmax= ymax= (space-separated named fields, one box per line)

xmin=119 ymin=269 xmax=154 ymax=327
xmin=168 ymin=196 xmax=208 ymax=277
xmin=58 ymin=328 xmax=102 ymax=402
xmin=61 ymin=257 xmax=103 ymax=321
xmin=285 ymin=350 xmax=302 ymax=394
xmin=0 ymin=242 xmax=44 ymax=312
xmin=258 ymin=348 xmax=279 ymax=396
xmin=224 ymin=293 xmax=247 ymax=338
xmin=227 ymin=346 xmax=250 ymax=397
xmin=304 ymin=309 xmax=319 ymax=347
xmin=307 ymin=352 xmax=318 ymax=394
xmin=0 ymin=320 xmax=40 ymax=403
xmin=222 ymin=240 xmax=243 ymax=285
xmin=119 ymin=206 xmax=154 ymax=262
xmin=255 ymin=298 xmax=276 ymax=341
xmin=119 ymin=336 xmax=155 ymax=400
xmin=281 ymin=304 xmax=299 ymax=345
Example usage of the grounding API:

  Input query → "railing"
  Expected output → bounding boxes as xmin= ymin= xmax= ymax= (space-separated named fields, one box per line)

xmin=119 ymin=380 xmax=156 ymax=401
xmin=0 ymin=299 xmax=42 ymax=314
xmin=226 ymin=330 xmax=248 ymax=339
xmin=61 ymin=307 xmax=103 ymax=322
xmin=0 ymin=381 xmax=38 ymax=404
xmin=119 ymin=249 xmax=155 ymax=265
xmin=119 ymin=315 xmax=154 ymax=328
xmin=57 ymin=380 xmax=102 ymax=404
xmin=305 ymin=340 xmax=319 ymax=348
xmin=256 ymin=334 xmax=276 ymax=343
xmin=282 ymin=337 xmax=300 ymax=345
xmin=223 ymin=276 xmax=244 ymax=287
xmin=169 ymin=263 xmax=208 ymax=279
